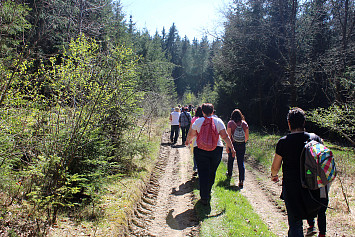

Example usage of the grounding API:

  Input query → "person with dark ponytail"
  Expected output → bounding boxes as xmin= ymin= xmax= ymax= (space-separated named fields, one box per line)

xmin=226 ymin=109 xmax=249 ymax=188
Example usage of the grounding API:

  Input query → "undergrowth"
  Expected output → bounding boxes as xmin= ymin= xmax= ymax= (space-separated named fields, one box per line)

xmin=46 ymin=117 xmax=169 ymax=236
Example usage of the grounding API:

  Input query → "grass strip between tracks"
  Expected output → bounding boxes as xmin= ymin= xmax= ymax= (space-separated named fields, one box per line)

xmin=193 ymin=162 xmax=277 ymax=237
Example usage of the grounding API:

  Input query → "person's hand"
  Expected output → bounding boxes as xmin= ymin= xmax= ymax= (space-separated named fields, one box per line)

xmin=231 ymin=148 xmax=236 ymax=157
xmin=271 ymin=174 xmax=279 ymax=182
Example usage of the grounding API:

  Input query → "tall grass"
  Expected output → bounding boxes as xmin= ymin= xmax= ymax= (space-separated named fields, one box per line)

xmin=246 ymin=132 xmax=280 ymax=169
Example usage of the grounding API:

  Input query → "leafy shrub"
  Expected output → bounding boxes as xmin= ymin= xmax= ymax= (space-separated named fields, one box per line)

xmin=0 ymin=34 xmax=144 ymax=224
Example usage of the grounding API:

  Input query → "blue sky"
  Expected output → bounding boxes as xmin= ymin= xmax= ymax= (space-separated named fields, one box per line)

xmin=118 ymin=0 xmax=231 ymax=41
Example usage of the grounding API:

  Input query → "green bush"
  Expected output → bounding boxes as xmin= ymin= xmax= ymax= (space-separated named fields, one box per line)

xmin=0 ymin=34 xmax=146 ymax=224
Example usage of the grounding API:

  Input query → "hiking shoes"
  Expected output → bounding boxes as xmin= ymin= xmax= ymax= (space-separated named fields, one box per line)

xmin=239 ymin=181 xmax=244 ymax=189
xmin=305 ymin=226 xmax=317 ymax=236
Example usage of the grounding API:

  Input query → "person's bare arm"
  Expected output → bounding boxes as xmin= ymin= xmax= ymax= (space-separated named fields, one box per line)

xmin=271 ymin=153 xmax=282 ymax=182
xmin=185 ymin=128 xmax=197 ymax=146
xmin=227 ymin=127 xmax=232 ymax=138
xmin=245 ymin=127 xmax=249 ymax=142
xmin=226 ymin=127 xmax=232 ymax=153
xmin=220 ymin=129 xmax=236 ymax=157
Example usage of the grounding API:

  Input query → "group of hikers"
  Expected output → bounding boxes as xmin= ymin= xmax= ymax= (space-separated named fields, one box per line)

xmin=169 ymin=104 xmax=330 ymax=237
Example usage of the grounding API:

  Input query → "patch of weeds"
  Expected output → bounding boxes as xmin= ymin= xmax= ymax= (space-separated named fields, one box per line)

xmin=247 ymin=132 xmax=279 ymax=169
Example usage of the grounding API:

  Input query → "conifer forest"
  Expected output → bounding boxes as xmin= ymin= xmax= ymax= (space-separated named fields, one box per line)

xmin=0 ymin=0 xmax=354 ymax=235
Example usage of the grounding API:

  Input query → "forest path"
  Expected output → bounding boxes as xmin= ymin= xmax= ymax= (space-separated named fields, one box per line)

xmin=128 ymin=130 xmax=199 ymax=236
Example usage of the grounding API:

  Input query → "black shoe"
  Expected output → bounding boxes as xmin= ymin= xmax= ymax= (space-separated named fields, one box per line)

xmin=239 ymin=181 xmax=244 ymax=189
xmin=225 ymin=172 xmax=232 ymax=179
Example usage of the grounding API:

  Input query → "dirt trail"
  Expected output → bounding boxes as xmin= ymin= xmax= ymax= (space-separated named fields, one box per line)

xmin=128 ymin=130 xmax=199 ymax=236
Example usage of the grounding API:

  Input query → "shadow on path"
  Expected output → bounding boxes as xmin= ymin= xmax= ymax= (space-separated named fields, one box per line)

xmin=171 ymin=176 xmax=198 ymax=196
xmin=166 ymin=208 xmax=199 ymax=230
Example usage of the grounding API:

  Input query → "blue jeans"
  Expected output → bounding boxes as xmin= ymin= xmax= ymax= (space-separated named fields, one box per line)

xmin=227 ymin=142 xmax=245 ymax=182
xmin=194 ymin=146 xmax=223 ymax=200
xmin=170 ymin=125 xmax=179 ymax=143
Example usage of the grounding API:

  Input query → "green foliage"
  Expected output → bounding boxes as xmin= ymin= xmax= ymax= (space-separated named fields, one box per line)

xmin=214 ymin=0 xmax=355 ymax=131
xmin=133 ymin=31 xmax=177 ymax=117
xmin=182 ymin=90 xmax=198 ymax=106
xmin=198 ymin=84 xmax=218 ymax=105
xmin=0 ymin=0 xmax=31 ymax=60
xmin=0 ymin=34 xmax=144 ymax=225
xmin=307 ymin=104 xmax=355 ymax=145
xmin=246 ymin=132 xmax=280 ymax=169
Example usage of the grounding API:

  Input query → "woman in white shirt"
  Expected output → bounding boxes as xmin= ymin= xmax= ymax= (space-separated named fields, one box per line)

xmin=185 ymin=103 xmax=235 ymax=205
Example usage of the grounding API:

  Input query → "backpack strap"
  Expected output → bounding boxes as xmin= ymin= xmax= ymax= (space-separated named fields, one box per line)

xmin=305 ymin=132 xmax=323 ymax=144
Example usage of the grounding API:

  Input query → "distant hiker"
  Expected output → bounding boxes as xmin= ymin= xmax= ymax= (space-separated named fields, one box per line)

xmin=188 ymin=104 xmax=192 ymax=112
xmin=271 ymin=108 xmax=324 ymax=236
xmin=169 ymin=107 xmax=180 ymax=144
xmin=190 ymin=106 xmax=203 ymax=172
xmin=226 ymin=109 xmax=249 ymax=188
xmin=179 ymin=107 xmax=192 ymax=145
xmin=178 ymin=104 xmax=182 ymax=112
xmin=185 ymin=103 xmax=236 ymax=205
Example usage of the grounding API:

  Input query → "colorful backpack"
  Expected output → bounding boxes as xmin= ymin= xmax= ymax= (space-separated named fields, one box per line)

xmin=233 ymin=121 xmax=245 ymax=143
xmin=196 ymin=117 xmax=219 ymax=151
xmin=300 ymin=139 xmax=336 ymax=190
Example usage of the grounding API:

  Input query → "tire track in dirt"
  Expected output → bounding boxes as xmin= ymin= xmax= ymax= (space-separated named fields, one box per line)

xmin=128 ymin=130 xmax=199 ymax=237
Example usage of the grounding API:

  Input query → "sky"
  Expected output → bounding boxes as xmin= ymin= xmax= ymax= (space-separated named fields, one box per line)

xmin=118 ymin=0 xmax=231 ymax=41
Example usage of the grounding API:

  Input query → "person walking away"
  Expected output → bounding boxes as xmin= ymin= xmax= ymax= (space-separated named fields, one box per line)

xmin=185 ymin=103 xmax=236 ymax=205
xmin=169 ymin=107 xmax=180 ymax=144
xmin=179 ymin=107 xmax=192 ymax=145
xmin=226 ymin=109 xmax=249 ymax=188
xmin=271 ymin=108 xmax=323 ymax=236
xmin=188 ymin=104 xmax=192 ymax=112
xmin=190 ymin=106 xmax=203 ymax=172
